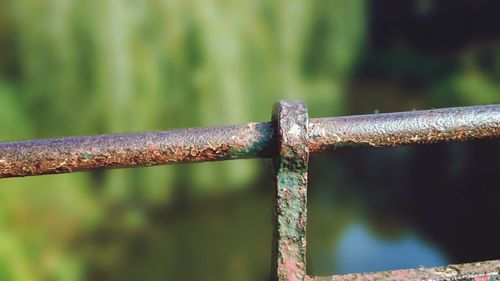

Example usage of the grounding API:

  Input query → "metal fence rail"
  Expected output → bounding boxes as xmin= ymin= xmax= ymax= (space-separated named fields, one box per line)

xmin=1 ymin=100 xmax=499 ymax=281
xmin=1 ymin=104 xmax=499 ymax=178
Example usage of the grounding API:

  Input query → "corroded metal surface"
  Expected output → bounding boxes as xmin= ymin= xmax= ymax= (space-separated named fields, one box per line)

xmin=0 ymin=122 xmax=274 ymax=178
xmin=307 ymin=260 xmax=500 ymax=281
xmin=309 ymin=105 xmax=500 ymax=152
xmin=1 ymin=104 xmax=499 ymax=179
xmin=271 ymin=100 xmax=309 ymax=281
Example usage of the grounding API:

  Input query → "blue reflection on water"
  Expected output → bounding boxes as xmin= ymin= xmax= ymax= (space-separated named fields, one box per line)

xmin=334 ymin=223 xmax=448 ymax=274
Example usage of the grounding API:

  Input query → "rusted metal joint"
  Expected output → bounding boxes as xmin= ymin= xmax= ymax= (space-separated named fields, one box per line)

xmin=268 ymin=101 xmax=500 ymax=280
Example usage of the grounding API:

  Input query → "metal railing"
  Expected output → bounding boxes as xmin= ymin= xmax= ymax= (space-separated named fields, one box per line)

xmin=1 ymin=100 xmax=499 ymax=280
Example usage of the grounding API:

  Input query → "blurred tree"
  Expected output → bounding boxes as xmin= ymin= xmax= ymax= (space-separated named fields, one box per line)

xmin=0 ymin=0 xmax=366 ymax=279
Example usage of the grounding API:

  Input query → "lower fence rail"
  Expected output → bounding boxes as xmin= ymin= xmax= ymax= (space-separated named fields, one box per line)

xmin=309 ymin=260 xmax=500 ymax=281
xmin=1 ymin=100 xmax=499 ymax=280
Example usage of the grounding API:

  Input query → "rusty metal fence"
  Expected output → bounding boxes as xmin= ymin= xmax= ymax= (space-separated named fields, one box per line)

xmin=1 ymin=100 xmax=499 ymax=280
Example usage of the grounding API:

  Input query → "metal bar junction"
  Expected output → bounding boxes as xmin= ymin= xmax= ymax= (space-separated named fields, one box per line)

xmin=1 ymin=101 xmax=499 ymax=280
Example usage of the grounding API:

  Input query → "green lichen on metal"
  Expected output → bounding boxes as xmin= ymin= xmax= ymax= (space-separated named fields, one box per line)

xmin=275 ymin=171 xmax=307 ymax=239
xmin=80 ymin=152 xmax=94 ymax=159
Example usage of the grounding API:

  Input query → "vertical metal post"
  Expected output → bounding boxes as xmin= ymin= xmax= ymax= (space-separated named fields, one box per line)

xmin=271 ymin=101 xmax=310 ymax=281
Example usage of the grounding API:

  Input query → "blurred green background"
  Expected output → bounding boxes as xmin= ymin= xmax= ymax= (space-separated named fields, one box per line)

xmin=0 ymin=0 xmax=499 ymax=280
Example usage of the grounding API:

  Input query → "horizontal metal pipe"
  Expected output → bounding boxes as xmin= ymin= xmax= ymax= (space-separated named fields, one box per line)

xmin=0 ymin=122 xmax=275 ymax=178
xmin=1 ymin=105 xmax=499 ymax=178
xmin=308 ymin=259 xmax=500 ymax=281
xmin=308 ymin=104 xmax=500 ymax=152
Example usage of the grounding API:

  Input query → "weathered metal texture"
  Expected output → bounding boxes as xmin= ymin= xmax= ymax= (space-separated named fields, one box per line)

xmin=271 ymin=100 xmax=309 ymax=281
xmin=0 ymin=122 xmax=274 ymax=178
xmin=1 ymin=104 xmax=499 ymax=178
xmin=307 ymin=260 xmax=500 ymax=281
xmin=309 ymin=105 xmax=500 ymax=152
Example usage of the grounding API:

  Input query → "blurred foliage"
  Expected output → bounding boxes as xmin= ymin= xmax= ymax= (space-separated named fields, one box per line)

xmin=0 ymin=0 xmax=366 ymax=280
xmin=432 ymin=47 xmax=500 ymax=106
